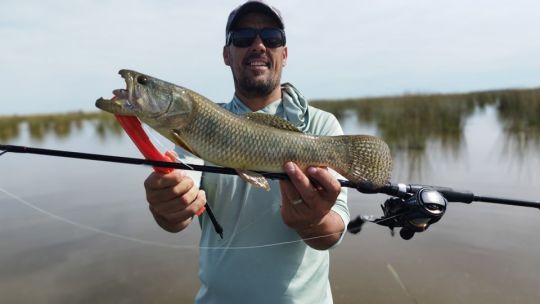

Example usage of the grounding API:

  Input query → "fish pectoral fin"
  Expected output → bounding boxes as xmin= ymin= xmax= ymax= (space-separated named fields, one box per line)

xmin=236 ymin=169 xmax=271 ymax=191
xmin=244 ymin=113 xmax=302 ymax=133
xmin=171 ymin=130 xmax=201 ymax=157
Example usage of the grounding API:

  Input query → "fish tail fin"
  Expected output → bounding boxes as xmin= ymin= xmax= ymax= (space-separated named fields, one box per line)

xmin=332 ymin=135 xmax=392 ymax=189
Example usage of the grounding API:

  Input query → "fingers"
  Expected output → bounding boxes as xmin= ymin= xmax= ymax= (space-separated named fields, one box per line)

xmin=279 ymin=178 xmax=299 ymax=205
xmin=279 ymin=180 xmax=310 ymax=229
xmin=144 ymin=170 xmax=206 ymax=232
xmin=280 ymin=162 xmax=342 ymax=230
xmin=153 ymin=189 xmax=206 ymax=223
xmin=149 ymin=182 xmax=198 ymax=213
xmin=280 ymin=179 xmax=309 ymax=219
xmin=283 ymin=162 xmax=315 ymax=194
xmin=144 ymin=170 xmax=186 ymax=190
xmin=282 ymin=162 xmax=314 ymax=205
xmin=283 ymin=162 xmax=337 ymax=209
xmin=145 ymin=171 xmax=194 ymax=203
xmin=305 ymin=167 xmax=341 ymax=197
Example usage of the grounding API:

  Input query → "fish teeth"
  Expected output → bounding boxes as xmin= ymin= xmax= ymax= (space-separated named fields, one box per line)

xmin=125 ymin=100 xmax=135 ymax=110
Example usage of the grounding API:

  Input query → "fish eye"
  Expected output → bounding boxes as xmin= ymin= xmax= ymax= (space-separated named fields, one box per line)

xmin=137 ymin=75 xmax=148 ymax=85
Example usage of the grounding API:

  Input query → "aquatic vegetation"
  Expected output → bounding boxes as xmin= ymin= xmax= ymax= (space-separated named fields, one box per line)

xmin=0 ymin=111 xmax=121 ymax=142
xmin=0 ymin=116 xmax=22 ymax=142
xmin=312 ymin=87 xmax=540 ymax=153
xmin=1 ymin=87 xmax=538 ymax=176
xmin=497 ymin=90 xmax=540 ymax=142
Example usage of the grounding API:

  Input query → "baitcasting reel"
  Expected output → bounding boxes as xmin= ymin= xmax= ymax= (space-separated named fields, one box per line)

xmin=348 ymin=187 xmax=448 ymax=240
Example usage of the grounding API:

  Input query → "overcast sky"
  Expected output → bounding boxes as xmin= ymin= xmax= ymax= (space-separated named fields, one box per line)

xmin=2 ymin=0 xmax=539 ymax=115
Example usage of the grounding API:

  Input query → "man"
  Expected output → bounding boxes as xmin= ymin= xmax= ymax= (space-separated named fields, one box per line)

xmin=144 ymin=1 xmax=349 ymax=303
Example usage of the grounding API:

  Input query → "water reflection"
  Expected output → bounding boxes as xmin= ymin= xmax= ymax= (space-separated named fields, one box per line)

xmin=0 ymin=112 xmax=122 ymax=142
xmin=496 ymin=89 xmax=540 ymax=155
xmin=312 ymin=88 xmax=540 ymax=174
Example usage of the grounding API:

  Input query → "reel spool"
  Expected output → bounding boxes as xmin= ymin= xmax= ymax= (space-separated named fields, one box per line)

xmin=371 ymin=188 xmax=448 ymax=240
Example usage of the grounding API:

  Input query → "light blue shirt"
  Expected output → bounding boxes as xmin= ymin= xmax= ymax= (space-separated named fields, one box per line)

xmin=179 ymin=84 xmax=349 ymax=304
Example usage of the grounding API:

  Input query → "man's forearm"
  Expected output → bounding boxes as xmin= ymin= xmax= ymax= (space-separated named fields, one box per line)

xmin=296 ymin=210 xmax=345 ymax=250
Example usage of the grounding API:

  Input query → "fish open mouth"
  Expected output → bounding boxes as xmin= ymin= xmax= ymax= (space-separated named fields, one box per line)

xmin=114 ymin=69 xmax=138 ymax=103
xmin=95 ymin=96 xmax=138 ymax=116
xmin=95 ymin=92 xmax=136 ymax=116
xmin=96 ymin=69 xmax=172 ymax=120
xmin=95 ymin=70 xmax=140 ymax=115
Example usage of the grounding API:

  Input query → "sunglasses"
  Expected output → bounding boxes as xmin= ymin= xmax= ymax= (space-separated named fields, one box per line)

xmin=227 ymin=27 xmax=286 ymax=48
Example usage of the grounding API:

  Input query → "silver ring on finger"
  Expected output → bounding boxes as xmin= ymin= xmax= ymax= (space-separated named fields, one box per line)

xmin=291 ymin=199 xmax=303 ymax=205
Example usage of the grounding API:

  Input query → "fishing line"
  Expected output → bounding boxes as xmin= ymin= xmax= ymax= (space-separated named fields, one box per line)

xmin=0 ymin=186 xmax=391 ymax=250
xmin=141 ymin=124 xmax=195 ymax=170
xmin=0 ymin=187 xmax=197 ymax=250
xmin=200 ymin=212 xmax=409 ymax=250
xmin=142 ymin=124 xmax=171 ymax=155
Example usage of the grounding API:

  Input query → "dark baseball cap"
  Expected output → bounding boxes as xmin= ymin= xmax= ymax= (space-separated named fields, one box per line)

xmin=225 ymin=0 xmax=284 ymax=36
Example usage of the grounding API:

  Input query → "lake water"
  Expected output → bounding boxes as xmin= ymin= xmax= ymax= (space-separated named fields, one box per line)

xmin=0 ymin=98 xmax=539 ymax=303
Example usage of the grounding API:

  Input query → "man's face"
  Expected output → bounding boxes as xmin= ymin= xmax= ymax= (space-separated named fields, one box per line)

xmin=223 ymin=12 xmax=288 ymax=99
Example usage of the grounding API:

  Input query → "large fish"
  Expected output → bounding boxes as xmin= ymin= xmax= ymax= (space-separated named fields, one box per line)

xmin=96 ymin=69 xmax=392 ymax=190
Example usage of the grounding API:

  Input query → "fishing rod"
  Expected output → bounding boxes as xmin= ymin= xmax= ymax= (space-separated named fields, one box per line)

xmin=2 ymin=143 xmax=539 ymax=239
xmin=0 ymin=143 xmax=311 ymax=182
xmin=348 ymin=182 xmax=540 ymax=240
xmin=0 ymin=143 xmax=364 ymax=187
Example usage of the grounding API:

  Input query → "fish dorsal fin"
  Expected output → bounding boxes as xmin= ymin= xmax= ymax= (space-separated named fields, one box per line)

xmin=244 ymin=112 xmax=302 ymax=133
xmin=171 ymin=130 xmax=201 ymax=158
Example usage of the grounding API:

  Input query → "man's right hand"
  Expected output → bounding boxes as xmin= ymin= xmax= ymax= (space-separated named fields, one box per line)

xmin=144 ymin=170 xmax=206 ymax=233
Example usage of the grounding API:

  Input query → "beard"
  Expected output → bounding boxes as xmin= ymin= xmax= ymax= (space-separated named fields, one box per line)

xmin=233 ymin=68 xmax=281 ymax=99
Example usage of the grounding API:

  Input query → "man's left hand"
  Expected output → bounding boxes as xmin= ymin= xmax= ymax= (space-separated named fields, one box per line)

xmin=279 ymin=162 xmax=344 ymax=249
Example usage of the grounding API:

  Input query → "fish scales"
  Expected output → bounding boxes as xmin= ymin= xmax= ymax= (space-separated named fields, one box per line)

xmin=177 ymin=93 xmax=331 ymax=172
